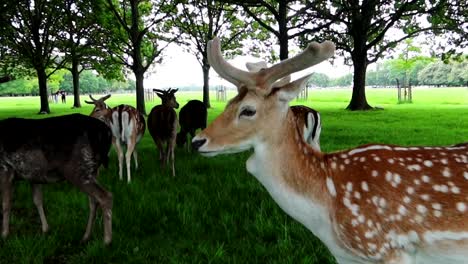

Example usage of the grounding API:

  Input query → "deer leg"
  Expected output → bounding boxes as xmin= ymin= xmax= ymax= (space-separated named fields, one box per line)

xmin=133 ymin=149 xmax=139 ymax=170
xmin=32 ymin=184 xmax=49 ymax=234
xmin=114 ymin=140 xmax=124 ymax=181
xmin=156 ymin=139 xmax=164 ymax=168
xmin=125 ymin=142 xmax=136 ymax=183
xmin=1 ymin=170 xmax=13 ymax=238
xmin=74 ymin=179 xmax=113 ymax=245
xmin=81 ymin=196 xmax=97 ymax=243
xmin=170 ymin=135 xmax=176 ymax=177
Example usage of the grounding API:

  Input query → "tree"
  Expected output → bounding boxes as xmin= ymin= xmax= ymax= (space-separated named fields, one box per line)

xmin=299 ymin=0 xmax=467 ymax=110
xmin=308 ymin=72 xmax=330 ymax=87
xmin=98 ymin=0 xmax=178 ymax=115
xmin=58 ymin=0 xmax=108 ymax=108
xmin=221 ymin=0 xmax=335 ymax=61
xmin=174 ymin=0 xmax=247 ymax=108
xmin=2 ymin=0 xmax=66 ymax=113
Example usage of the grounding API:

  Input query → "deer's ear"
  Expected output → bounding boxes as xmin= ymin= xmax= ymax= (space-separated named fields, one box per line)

xmin=276 ymin=74 xmax=311 ymax=102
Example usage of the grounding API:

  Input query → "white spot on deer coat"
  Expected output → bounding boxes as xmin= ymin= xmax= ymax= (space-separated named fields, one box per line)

xmin=408 ymin=164 xmax=421 ymax=171
xmin=457 ymin=202 xmax=466 ymax=212
xmin=326 ymin=177 xmax=336 ymax=197
xmin=424 ymin=160 xmax=433 ymax=167
xmin=417 ymin=204 xmax=428 ymax=214
xmin=361 ymin=181 xmax=369 ymax=192
xmin=442 ymin=167 xmax=452 ymax=177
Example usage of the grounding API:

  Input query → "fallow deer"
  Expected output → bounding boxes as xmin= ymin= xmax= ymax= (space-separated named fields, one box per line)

xmin=148 ymin=88 xmax=179 ymax=177
xmin=246 ymin=60 xmax=322 ymax=151
xmin=0 ymin=114 xmax=113 ymax=245
xmin=192 ymin=37 xmax=468 ymax=263
xmin=85 ymin=94 xmax=146 ymax=183
xmin=177 ymin=100 xmax=207 ymax=151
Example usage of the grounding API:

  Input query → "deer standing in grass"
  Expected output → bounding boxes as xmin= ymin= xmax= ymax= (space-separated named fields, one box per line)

xmin=148 ymin=88 xmax=179 ymax=177
xmin=192 ymin=37 xmax=468 ymax=263
xmin=246 ymin=60 xmax=322 ymax=151
xmin=85 ymin=95 xmax=146 ymax=183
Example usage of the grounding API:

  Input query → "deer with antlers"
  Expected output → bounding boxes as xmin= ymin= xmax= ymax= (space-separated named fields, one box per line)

xmin=192 ymin=37 xmax=468 ymax=263
xmin=148 ymin=88 xmax=179 ymax=177
xmin=85 ymin=95 xmax=146 ymax=183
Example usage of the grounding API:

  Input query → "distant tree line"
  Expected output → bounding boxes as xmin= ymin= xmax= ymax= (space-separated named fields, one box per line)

xmin=307 ymin=57 xmax=468 ymax=88
xmin=0 ymin=71 xmax=135 ymax=96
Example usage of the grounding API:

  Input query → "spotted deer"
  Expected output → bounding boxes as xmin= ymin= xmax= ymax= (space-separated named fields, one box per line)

xmin=246 ymin=60 xmax=322 ymax=151
xmin=192 ymin=37 xmax=468 ymax=263
xmin=85 ymin=95 xmax=146 ymax=183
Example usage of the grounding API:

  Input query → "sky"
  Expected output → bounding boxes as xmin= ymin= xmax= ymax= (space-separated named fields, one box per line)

xmin=144 ymin=44 xmax=354 ymax=89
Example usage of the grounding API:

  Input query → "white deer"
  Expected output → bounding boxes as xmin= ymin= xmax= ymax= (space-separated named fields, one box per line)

xmin=192 ymin=37 xmax=468 ymax=264
xmin=85 ymin=95 xmax=146 ymax=183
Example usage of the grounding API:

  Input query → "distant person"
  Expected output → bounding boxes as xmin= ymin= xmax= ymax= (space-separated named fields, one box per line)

xmin=61 ymin=90 xmax=66 ymax=103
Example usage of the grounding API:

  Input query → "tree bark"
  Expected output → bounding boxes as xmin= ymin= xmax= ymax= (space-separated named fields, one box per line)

xmin=37 ymin=68 xmax=50 ymax=114
xmin=134 ymin=70 xmax=146 ymax=115
xmin=202 ymin=63 xmax=211 ymax=108
xmin=347 ymin=52 xmax=372 ymax=110
xmin=71 ymin=58 xmax=81 ymax=108
xmin=278 ymin=0 xmax=288 ymax=60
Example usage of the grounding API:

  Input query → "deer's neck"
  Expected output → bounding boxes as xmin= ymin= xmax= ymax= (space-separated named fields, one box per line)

xmin=246 ymin=111 xmax=339 ymax=248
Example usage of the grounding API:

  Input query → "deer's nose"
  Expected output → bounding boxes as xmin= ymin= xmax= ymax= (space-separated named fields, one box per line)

xmin=192 ymin=138 xmax=207 ymax=151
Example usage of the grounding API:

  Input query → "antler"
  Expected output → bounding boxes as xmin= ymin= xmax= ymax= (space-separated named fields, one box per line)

xmin=207 ymin=37 xmax=256 ymax=88
xmin=85 ymin=94 xmax=111 ymax=104
xmin=208 ymin=37 xmax=335 ymax=91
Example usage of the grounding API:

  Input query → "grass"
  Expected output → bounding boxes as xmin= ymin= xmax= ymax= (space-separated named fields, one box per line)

xmin=0 ymin=87 xmax=467 ymax=264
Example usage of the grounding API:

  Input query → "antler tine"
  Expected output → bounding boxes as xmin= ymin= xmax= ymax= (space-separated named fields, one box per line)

xmin=89 ymin=94 xmax=97 ymax=102
xmin=153 ymin=89 xmax=165 ymax=94
xmin=102 ymin=94 xmax=111 ymax=101
xmin=264 ymin=41 xmax=335 ymax=86
xmin=207 ymin=37 xmax=256 ymax=88
xmin=170 ymin=88 xmax=178 ymax=94
xmin=245 ymin=61 xmax=268 ymax=72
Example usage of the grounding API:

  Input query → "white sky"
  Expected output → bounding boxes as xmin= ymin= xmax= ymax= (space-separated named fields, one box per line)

xmin=145 ymin=44 xmax=353 ymax=89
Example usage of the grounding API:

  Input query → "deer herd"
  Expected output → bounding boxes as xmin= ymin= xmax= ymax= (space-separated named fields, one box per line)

xmin=0 ymin=37 xmax=467 ymax=263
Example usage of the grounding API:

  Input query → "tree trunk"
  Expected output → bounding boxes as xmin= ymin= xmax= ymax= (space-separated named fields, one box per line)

xmin=202 ymin=63 xmax=211 ymax=108
xmin=278 ymin=0 xmax=288 ymax=60
xmin=347 ymin=53 xmax=372 ymax=110
xmin=71 ymin=58 xmax=81 ymax=108
xmin=37 ymin=68 xmax=50 ymax=114
xmin=134 ymin=70 xmax=146 ymax=115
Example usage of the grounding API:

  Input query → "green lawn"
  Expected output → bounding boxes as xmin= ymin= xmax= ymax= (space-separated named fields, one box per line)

xmin=0 ymin=87 xmax=467 ymax=264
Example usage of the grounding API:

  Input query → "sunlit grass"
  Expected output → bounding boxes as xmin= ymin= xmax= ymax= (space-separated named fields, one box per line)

xmin=0 ymin=87 xmax=466 ymax=263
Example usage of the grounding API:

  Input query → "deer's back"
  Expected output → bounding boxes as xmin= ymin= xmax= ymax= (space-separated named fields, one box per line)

xmin=148 ymin=105 xmax=177 ymax=141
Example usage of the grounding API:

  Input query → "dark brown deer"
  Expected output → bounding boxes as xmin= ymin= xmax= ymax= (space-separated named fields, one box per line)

xmin=148 ymin=88 xmax=179 ymax=177
xmin=0 ymin=114 xmax=113 ymax=245
xmin=192 ymin=37 xmax=468 ymax=263
xmin=85 ymin=94 xmax=146 ymax=183
xmin=177 ymin=100 xmax=207 ymax=151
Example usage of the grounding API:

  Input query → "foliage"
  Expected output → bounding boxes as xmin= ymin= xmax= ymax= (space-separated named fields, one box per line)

xmin=173 ymin=0 xmax=250 ymax=107
xmin=95 ymin=0 xmax=179 ymax=114
xmin=297 ymin=0 xmax=467 ymax=110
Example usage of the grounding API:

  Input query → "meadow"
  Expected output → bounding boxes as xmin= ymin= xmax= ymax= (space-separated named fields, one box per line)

xmin=0 ymin=87 xmax=466 ymax=264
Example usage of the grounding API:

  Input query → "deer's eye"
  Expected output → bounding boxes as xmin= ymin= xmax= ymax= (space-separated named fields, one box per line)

xmin=239 ymin=107 xmax=256 ymax=118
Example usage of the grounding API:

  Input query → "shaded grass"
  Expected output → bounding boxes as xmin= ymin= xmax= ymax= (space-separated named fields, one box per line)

xmin=0 ymin=87 xmax=467 ymax=263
